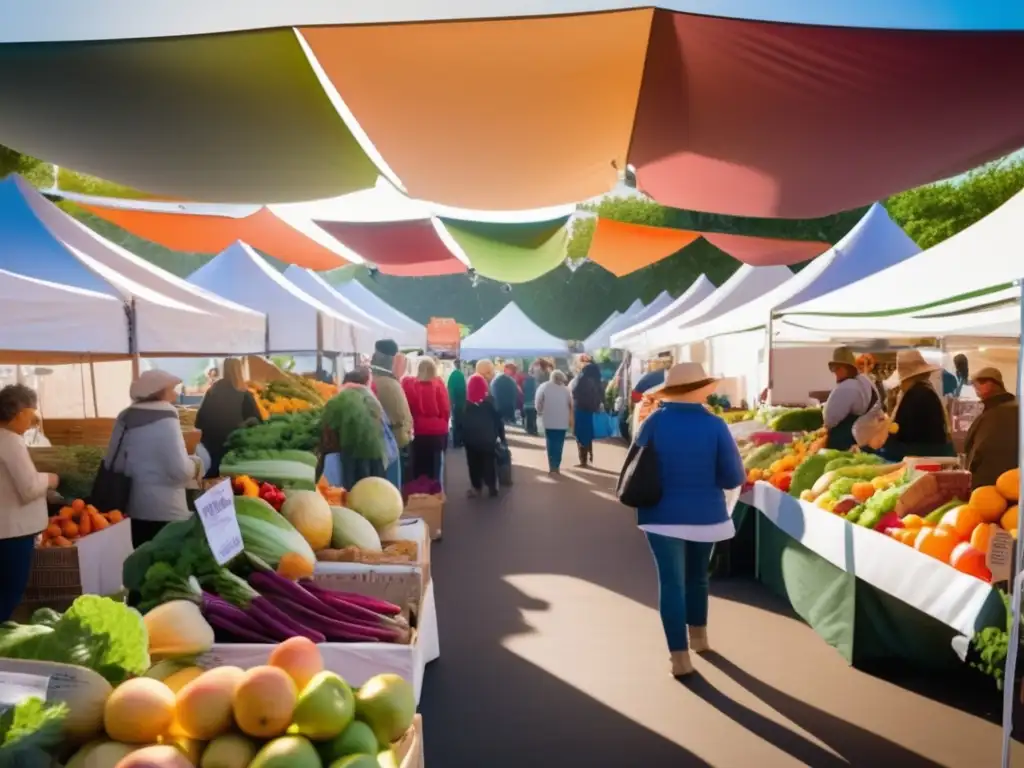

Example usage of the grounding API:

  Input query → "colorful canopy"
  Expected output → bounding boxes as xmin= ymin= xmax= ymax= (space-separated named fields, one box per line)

xmin=0 ymin=175 xmax=267 ymax=357
xmin=0 ymin=9 xmax=1021 ymax=216
xmin=461 ymin=303 xmax=567 ymax=359
xmin=785 ymin=189 xmax=1024 ymax=317
xmin=610 ymin=275 xmax=716 ymax=348
xmin=677 ymin=203 xmax=921 ymax=343
xmin=587 ymin=217 xmax=830 ymax=274
xmin=187 ymin=242 xmax=360 ymax=354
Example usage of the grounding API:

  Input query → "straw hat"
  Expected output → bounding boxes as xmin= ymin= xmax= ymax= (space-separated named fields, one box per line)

xmin=895 ymin=349 xmax=940 ymax=384
xmin=130 ymin=370 xmax=181 ymax=402
xmin=971 ymin=366 xmax=1005 ymax=387
xmin=647 ymin=362 xmax=718 ymax=403
xmin=828 ymin=347 xmax=858 ymax=373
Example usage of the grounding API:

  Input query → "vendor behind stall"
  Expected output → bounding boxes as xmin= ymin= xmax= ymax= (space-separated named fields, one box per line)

xmin=879 ymin=350 xmax=955 ymax=461
xmin=195 ymin=358 xmax=262 ymax=477
xmin=964 ymin=367 xmax=1018 ymax=488
xmin=823 ymin=348 xmax=876 ymax=450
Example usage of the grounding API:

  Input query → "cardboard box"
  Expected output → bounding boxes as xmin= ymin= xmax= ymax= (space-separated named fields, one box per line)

xmin=403 ymin=493 xmax=444 ymax=540
xmin=395 ymin=714 xmax=425 ymax=768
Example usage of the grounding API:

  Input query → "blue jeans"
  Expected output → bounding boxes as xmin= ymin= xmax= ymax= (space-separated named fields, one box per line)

xmin=544 ymin=429 xmax=567 ymax=471
xmin=645 ymin=533 xmax=713 ymax=651
xmin=0 ymin=534 xmax=36 ymax=622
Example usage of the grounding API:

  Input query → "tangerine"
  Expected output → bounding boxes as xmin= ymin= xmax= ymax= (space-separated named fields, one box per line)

xmin=1001 ymin=505 xmax=1019 ymax=532
xmin=996 ymin=468 xmax=1020 ymax=502
xmin=915 ymin=526 xmax=959 ymax=563
xmin=939 ymin=505 xmax=982 ymax=539
xmin=970 ymin=522 xmax=1000 ymax=554
xmin=950 ymin=541 xmax=992 ymax=582
xmin=970 ymin=486 xmax=1008 ymax=523
xmin=901 ymin=514 xmax=925 ymax=530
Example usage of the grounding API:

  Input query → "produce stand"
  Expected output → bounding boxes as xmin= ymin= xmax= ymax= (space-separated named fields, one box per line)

xmin=744 ymin=482 xmax=1006 ymax=669
xmin=396 ymin=714 xmax=426 ymax=768
xmin=199 ymin=579 xmax=438 ymax=704
xmin=20 ymin=518 xmax=132 ymax=614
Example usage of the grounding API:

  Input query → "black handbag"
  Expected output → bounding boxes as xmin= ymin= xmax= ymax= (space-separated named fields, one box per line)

xmin=616 ymin=436 xmax=662 ymax=508
xmin=90 ymin=421 xmax=133 ymax=513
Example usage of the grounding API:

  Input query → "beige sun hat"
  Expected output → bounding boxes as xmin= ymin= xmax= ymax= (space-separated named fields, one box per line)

xmin=895 ymin=349 xmax=940 ymax=384
xmin=647 ymin=362 xmax=719 ymax=403
xmin=129 ymin=369 xmax=182 ymax=402
xmin=827 ymin=346 xmax=858 ymax=373
xmin=971 ymin=366 xmax=1005 ymax=387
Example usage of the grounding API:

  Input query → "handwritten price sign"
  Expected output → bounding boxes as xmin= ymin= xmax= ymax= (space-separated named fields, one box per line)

xmin=194 ymin=479 xmax=244 ymax=565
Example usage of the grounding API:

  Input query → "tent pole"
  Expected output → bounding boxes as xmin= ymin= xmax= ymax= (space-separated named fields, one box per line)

xmin=89 ymin=357 xmax=99 ymax=417
xmin=128 ymin=299 xmax=141 ymax=379
xmin=765 ymin=313 xmax=776 ymax=406
xmin=79 ymin=362 xmax=88 ymax=417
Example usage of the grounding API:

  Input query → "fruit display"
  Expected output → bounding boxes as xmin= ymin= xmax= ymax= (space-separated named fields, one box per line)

xmin=0 ymin=595 xmax=417 ymax=768
xmin=249 ymin=375 xmax=334 ymax=418
xmin=39 ymin=499 xmax=124 ymax=548
xmin=741 ymin=429 xmax=827 ymax=492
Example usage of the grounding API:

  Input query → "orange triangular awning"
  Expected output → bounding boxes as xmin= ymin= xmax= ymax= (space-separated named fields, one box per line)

xmin=587 ymin=218 xmax=701 ymax=276
xmin=77 ymin=204 xmax=352 ymax=271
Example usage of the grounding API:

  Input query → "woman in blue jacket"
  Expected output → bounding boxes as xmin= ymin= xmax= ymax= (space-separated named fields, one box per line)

xmin=632 ymin=363 xmax=746 ymax=678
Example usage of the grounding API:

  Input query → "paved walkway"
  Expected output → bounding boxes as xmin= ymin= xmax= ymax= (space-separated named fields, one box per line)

xmin=419 ymin=431 xmax=1011 ymax=766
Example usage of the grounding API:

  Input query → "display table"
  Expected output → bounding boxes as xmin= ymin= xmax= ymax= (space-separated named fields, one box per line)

xmin=744 ymin=482 xmax=1006 ymax=669
xmin=200 ymin=578 xmax=438 ymax=704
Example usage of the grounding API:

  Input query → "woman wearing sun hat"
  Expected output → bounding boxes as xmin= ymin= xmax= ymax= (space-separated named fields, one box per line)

xmin=879 ymin=349 xmax=955 ymax=461
xmin=823 ymin=347 xmax=878 ymax=451
xmin=631 ymin=362 xmax=746 ymax=678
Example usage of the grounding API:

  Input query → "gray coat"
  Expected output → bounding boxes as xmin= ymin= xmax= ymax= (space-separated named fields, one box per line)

xmin=105 ymin=401 xmax=196 ymax=522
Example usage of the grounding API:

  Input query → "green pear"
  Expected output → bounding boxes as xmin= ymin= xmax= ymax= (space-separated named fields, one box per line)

xmin=319 ymin=721 xmax=379 ymax=764
xmin=293 ymin=671 xmax=356 ymax=741
xmin=329 ymin=755 xmax=378 ymax=768
xmin=249 ymin=736 xmax=320 ymax=768
xmin=200 ymin=733 xmax=259 ymax=768
xmin=355 ymin=674 xmax=415 ymax=746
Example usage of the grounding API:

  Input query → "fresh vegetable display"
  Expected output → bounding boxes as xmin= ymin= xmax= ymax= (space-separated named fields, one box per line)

xmin=220 ymin=449 xmax=318 ymax=491
xmin=249 ymin=375 xmax=333 ymax=417
xmin=40 ymin=499 xmax=124 ymax=547
xmin=30 ymin=445 xmax=105 ymax=503
xmin=224 ymin=411 xmax=322 ymax=455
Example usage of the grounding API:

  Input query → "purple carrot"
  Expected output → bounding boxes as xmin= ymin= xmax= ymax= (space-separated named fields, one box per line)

xmin=299 ymin=584 xmax=402 ymax=616
xmin=249 ymin=570 xmax=331 ymax=615
xmin=206 ymin=610 xmax=279 ymax=644
xmin=247 ymin=596 xmax=326 ymax=643
xmin=298 ymin=582 xmax=406 ymax=628
xmin=203 ymin=598 xmax=278 ymax=643
xmin=262 ymin=593 xmax=401 ymax=643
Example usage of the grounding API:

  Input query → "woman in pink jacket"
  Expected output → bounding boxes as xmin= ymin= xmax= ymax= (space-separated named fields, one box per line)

xmin=403 ymin=358 xmax=451 ymax=482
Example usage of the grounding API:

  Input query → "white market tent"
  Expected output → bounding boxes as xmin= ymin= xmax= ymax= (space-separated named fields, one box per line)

xmin=0 ymin=175 xmax=267 ymax=358
xmin=638 ymin=265 xmax=793 ymax=353
xmin=624 ymin=291 xmax=675 ymax=328
xmin=461 ymin=302 xmax=567 ymax=359
xmin=597 ymin=299 xmax=646 ymax=342
xmin=332 ymin=279 xmax=427 ymax=351
xmin=282 ymin=266 xmax=392 ymax=352
xmin=673 ymin=203 xmax=921 ymax=345
xmin=785 ymin=188 xmax=1024 ymax=318
xmin=611 ymin=275 xmax=716 ymax=349
xmin=581 ymin=311 xmax=621 ymax=351
xmin=188 ymin=242 xmax=357 ymax=354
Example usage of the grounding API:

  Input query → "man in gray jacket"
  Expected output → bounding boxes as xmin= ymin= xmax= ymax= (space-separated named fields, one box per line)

xmin=370 ymin=340 xmax=414 ymax=488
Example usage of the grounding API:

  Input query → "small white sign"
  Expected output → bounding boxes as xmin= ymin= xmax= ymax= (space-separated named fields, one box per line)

xmin=194 ymin=479 xmax=244 ymax=565
xmin=987 ymin=528 xmax=1014 ymax=584
xmin=0 ymin=671 xmax=50 ymax=713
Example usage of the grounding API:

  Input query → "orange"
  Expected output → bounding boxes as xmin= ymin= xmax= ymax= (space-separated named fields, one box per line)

xmin=915 ymin=526 xmax=959 ymax=563
xmin=901 ymin=514 xmax=925 ymax=530
xmin=898 ymin=529 xmax=918 ymax=546
xmin=970 ymin=522 xmax=1000 ymax=554
xmin=70 ymin=498 xmax=86 ymax=513
xmin=1001 ymin=505 xmax=1019 ymax=532
xmin=970 ymin=486 xmax=1009 ymax=522
xmin=939 ymin=505 xmax=982 ymax=540
xmin=950 ymin=542 xmax=992 ymax=582
xmin=996 ymin=468 xmax=1020 ymax=502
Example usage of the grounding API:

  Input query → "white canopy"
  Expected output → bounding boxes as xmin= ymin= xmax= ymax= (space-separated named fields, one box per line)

xmin=188 ymin=242 xmax=357 ymax=354
xmin=611 ymin=275 xmax=716 ymax=349
xmin=786 ymin=190 xmax=1024 ymax=317
xmin=461 ymin=302 xmax=567 ymax=359
xmin=282 ymin=266 xmax=392 ymax=353
xmin=639 ymin=265 xmax=793 ymax=352
xmin=677 ymin=204 xmax=921 ymax=343
xmin=0 ymin=175 xmax=266 ymax=357
xmin=581 ymin=311 xmax=621 ymax=351
xmin=331 ymin=279 xmax=427 ymax=350
xmin=598 ymin=299 xmax=647 ymax=341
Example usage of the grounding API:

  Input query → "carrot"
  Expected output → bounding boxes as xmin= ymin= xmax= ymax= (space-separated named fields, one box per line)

xmin=53 ymin=536 xmax=72 ymax=547
xmin=70 ymin=499 xmax=86 ymax=513
xmin=78 ymin=513 xmax=92 ymax=536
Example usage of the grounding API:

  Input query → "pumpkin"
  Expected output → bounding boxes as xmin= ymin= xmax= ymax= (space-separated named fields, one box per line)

xmin=280 ymin=490 xmax=334 ymax=551
xmin=970 ymin=486 xmax=1008 ymax=523
xmin=996 ymin=468 xmax=1020 ymax=502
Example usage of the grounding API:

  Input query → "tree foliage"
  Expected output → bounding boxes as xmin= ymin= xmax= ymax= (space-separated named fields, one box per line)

xmin=884 ymin=158 xmax=1024 ymax=249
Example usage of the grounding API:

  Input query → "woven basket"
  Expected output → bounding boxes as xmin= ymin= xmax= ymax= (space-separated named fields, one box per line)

xmin=22 ymin=546 xmax=82 ymax=612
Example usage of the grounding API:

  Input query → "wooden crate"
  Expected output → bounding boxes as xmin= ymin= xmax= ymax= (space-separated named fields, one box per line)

xmin=40 ymin=418 xmax=117 ymax=447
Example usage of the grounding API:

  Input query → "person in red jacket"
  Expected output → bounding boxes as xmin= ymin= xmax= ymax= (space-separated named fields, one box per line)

xmin=403 ymin=357 xmax=451 ymax=481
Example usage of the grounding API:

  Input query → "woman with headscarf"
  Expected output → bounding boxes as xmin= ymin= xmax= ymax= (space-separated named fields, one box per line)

xmin=572 ymin=361 xmax=604 ymax=467
xmin=462 ymin=374 xmax=505 ymax=498
xmin=105 ymin=370 xmax=202 ymax=548
xmin=195 ymin=357 xmax=263 ymax=477
xmin=447 ymin=364 xmax=467 ymax=448
xmin=880 ymin=350 xmax=955 ymax=461
xmin=317 ymin=367 xmax=391 ymax=489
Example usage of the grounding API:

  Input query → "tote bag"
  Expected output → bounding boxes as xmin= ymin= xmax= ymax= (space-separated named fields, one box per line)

xmin=616 ymin=435 xmax=661 ymax=508
xmin=90 ymin=423 xmax=133 ymax=513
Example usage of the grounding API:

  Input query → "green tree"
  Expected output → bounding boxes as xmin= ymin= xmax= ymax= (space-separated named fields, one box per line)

xmin=884 ymin=159 xmax=1024 ymax=248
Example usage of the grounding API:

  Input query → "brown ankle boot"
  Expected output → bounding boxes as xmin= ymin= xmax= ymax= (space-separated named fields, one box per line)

xmin=689 ymin=626 xmax=710 ymax=654
xmin=670 ymin=650 xmax=694 ymax=677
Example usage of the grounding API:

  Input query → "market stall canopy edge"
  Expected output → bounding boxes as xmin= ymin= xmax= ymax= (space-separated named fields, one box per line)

xmin=460 ymin=302 xmax=568 ymax=359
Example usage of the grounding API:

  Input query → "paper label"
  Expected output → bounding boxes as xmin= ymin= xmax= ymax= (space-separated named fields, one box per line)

xmin=194 ymin=479 xmax=244 ymax=565
xmin=987 ymin=529 xmax=1014 ymax=583
xmin=0 ymin=671 xmax=50 ymax=713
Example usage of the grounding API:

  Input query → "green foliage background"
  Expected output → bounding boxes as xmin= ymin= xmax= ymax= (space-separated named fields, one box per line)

xmin=2 ymin=146 xmax=1022 ymax=341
